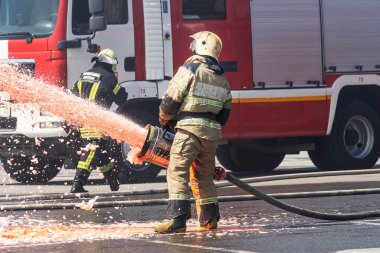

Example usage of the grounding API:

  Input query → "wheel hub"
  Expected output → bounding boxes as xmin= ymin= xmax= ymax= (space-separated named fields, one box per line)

xmin=344 ymin=127 xmax=360 ymax=146
xmin=344 ymin=116 xmax=374 ymax=159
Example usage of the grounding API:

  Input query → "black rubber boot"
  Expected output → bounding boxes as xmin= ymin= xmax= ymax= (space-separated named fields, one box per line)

xmin=70 ymin=169 xmax=90 ymax=193
xmin=200 ymin=218 xmax=218 ymax=230
xmin=154 ymin=214 xmax=187 ymax=234
xmin=103 ymin=170 xmax=119 ymax=192
xmin=70 ymin=181 xmax=88 ymax=193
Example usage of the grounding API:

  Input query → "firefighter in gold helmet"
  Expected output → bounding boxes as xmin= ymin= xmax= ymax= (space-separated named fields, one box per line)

xmin=155 ymin=31 xmax=232 ymax=233
xmin=70 ymin=48 xmax=128 ymax=193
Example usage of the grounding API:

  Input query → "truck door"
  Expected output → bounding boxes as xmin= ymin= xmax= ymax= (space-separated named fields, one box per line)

xmin=66 ymin=0 xmax=135 ymax=89
xmin=170 ymin=0 xmax=253 ymax=139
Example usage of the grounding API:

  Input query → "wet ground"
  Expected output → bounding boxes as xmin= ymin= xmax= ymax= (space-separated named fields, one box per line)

xmin=1 ymin=194 xmax=380 ymax=253
xmin=1 ymin=154 xmax=380 ymax=252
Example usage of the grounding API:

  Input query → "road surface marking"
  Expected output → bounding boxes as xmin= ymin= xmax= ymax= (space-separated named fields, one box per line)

xmin=351 ymin=220 xmax=380 ymax=226
xmin=335 ymin=249 xmax=380 ymax=253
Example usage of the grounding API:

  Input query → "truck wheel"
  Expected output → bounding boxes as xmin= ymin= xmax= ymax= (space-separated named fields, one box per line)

xmin=113 ymin=106 xmax=162 ymax=183
xmin=216 ymin=143 xmax=285 ymax=174
xmin=216 ymin=144 xmax=239 ymax=171
xmin=2 ymin=156 xmax=63 ymax=183
xmin=310 ymin=102 xmax=380 ymax=170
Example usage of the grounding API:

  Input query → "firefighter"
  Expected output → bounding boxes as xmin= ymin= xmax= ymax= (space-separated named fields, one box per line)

xmin=70 ymin=48 xmax=128 ymax=193
xmin=154 ymin=31 xmax=232 ymax=233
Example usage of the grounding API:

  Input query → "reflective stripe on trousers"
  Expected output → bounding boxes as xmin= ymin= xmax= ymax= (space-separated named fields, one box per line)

xmin=168 ymin=194 xmax=191 ymax=201
xmin=77 ymin=140 xmax=113 ymax=173
xmin=77 ymin=141 xmax=97 ymax=171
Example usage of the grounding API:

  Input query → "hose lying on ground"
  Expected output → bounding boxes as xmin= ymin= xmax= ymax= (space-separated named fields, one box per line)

xmin=3 ymin=167 xmax=380 ymax=202
xmin=2 ymin=168 xmax=380 ymax=220
xmin=2 ymin=185 xmax=380 ymax=212
xmin=225 ymin=173 xmax=380 ymax=221
xmin=215 ymin=167 xmax=380 ymax=188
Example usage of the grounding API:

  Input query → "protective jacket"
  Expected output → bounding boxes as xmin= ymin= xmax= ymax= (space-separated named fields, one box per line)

xmin=72 ymin=62 xmax=128 ymax=139
xmin=72 ymin=62 xmax=127 ymax=109
xmin=159 ymin=55 xmax=232 ymax=141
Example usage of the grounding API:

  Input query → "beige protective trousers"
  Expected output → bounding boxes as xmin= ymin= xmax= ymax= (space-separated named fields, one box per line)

xmin=167 ymin=129 xmax=220 ymax=225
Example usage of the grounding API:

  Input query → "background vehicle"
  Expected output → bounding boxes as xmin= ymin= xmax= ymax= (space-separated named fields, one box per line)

xmin=1 ymin=0 xmax=380 ymax=183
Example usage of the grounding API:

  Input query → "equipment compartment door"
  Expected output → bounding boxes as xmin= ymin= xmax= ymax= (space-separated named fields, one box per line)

xmin=239 ymin=0 xmax=327 ymax=139
xmin=251 ymin=0 xmax=323 ymax=88
xmin=323 ymin=0 xmax=380 ymax=73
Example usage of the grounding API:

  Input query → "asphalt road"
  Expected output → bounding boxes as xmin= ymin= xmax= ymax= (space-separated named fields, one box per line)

xmin=0 ymin=153 xmax=380 ymax=253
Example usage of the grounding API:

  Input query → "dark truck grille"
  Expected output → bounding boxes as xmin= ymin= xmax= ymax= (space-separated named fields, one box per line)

xmin=0 ymin=135 xmax=77 ymax=158
xmin=0 ymin=117 xmax=17 ymax=130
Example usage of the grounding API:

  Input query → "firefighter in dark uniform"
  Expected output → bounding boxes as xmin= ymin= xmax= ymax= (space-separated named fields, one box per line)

xmin=155 ymin=31 xmax=232 ymax=233
xmin=70 ymin=48 xmax=128 ymax=193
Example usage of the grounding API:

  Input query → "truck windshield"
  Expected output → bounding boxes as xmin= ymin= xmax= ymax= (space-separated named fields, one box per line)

xmin=0 ymin=0 xmax=59 ymax=38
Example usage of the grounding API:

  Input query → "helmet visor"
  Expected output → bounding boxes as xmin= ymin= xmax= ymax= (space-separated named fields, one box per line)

xmin=98 ymin=55 xmax=118 ymax=65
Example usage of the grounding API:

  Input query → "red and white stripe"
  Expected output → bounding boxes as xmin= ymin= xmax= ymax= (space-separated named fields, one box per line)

xmin=0 ymin=40 xmax=8 ymax=59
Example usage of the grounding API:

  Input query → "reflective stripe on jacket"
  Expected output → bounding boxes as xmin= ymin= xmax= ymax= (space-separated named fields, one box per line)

xmin=79 ymin=127 xmax=105 ymax=139
xmin=72 ymin=63 xmax=128 ymax=109
xmin=159 ymin=55 xmax=232 ymax=138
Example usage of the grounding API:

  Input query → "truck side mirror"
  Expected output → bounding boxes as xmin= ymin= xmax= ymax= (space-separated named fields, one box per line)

xmin=88 ymin=0 xmax=107 ymax=32
xmin=89 ymin=16 xmax=106 ymax=32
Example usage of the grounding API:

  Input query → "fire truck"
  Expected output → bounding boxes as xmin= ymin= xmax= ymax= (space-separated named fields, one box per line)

xmin=1 ymin=0 xmax=380 ymax=183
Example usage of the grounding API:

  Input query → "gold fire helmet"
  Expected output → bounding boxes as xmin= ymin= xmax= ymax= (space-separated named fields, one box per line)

xmin=189 ymin=31 xmax=223 ymax=60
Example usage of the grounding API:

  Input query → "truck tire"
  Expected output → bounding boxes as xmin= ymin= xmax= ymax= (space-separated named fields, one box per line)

xmin=216 ymin=143 xmax=285 ymax=174
xmin=216 ymin=144 xmax=239 ymax=171
xmin=113 ymin=105 xmax=162 ymax=183
xmin=309 ymin=102 xmax=380 ymax=170
xmin=308 ymin=147 xmax=342 ymax=171
xmin=2 ymin=156 xmax=63 ymax=183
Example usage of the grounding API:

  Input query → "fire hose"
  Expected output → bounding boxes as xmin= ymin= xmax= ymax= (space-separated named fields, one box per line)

xmin=129 ymin=125 xmax=380 ymax=221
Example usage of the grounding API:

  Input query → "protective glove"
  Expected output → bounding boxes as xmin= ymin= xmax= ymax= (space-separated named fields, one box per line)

xmin=213 ymin=166 xmax=227 ymax=181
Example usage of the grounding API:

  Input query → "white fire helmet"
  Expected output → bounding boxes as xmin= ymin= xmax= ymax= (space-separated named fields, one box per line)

xmin=189 ymin=31 xmax=223 ymax=60
xmin=93 ymin=48 xmax=118 ymax=71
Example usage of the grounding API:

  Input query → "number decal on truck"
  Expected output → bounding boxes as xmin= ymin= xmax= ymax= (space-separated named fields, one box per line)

xmin=162 ymin=0 xmax=168 ymax=13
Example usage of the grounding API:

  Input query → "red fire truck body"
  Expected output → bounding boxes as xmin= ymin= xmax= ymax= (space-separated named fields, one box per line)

xmin=1 ymin=0 xmax=380 ymax=182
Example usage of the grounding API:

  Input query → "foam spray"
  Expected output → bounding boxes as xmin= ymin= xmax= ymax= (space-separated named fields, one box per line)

xmin=0 ymin=64 xmax=147 ymax=149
